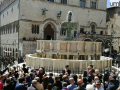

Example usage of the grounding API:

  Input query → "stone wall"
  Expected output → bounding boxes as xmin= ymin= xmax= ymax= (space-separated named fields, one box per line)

xmin=20 ymin=0 xmax=106 ymax=28
xmin=106 ymin=7 xmax=120 ymax=53
xmin=0 ymin=0 xmax=19 ymax=26
xmin=22 ymin=41 xmax=37 ymax=56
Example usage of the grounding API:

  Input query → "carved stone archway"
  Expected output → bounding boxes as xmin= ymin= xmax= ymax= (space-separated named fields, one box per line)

xmin=44 ymin=24 xmax=54 ymax=40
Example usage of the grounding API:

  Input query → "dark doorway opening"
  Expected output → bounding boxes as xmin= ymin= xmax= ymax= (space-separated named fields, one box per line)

xmin=47 ymin=35 xmax=51 ymax=40
xmin=44 ymin=24 xmax=54 ymax=40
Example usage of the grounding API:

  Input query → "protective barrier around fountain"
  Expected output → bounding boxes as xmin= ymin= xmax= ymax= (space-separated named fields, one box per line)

xmin=26 ymin=54 xmax=112 ymax=71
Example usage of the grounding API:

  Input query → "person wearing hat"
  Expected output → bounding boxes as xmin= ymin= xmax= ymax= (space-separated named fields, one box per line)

xmin=62 ymin=65 xmax=71 ymax=76
xmin=27 ymin=80 xmax=38 ymax=90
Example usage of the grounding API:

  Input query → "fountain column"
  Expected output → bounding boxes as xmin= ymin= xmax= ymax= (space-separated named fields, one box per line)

xmin=67 ymin=55 xmax=69 ymax=59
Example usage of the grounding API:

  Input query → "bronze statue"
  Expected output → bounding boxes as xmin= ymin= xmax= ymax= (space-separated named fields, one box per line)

xmin=57 ymin=11 xmax=62 ymax=18
xmin=42 ymin=8 xmax=48 ymax=15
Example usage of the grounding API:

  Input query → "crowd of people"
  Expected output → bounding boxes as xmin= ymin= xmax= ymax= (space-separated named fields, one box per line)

xmin=0 ymin=63 xmax=119 ymax=90
xmin=0 ymin=56 xmax=15 ymax=67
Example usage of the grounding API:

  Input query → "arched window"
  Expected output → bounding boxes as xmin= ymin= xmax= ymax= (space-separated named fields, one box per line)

xmin=80 ymin=0 xmax=86 ymax=7
xmin=91 ymin=1 xmax=97 ymax=9
xmin=91 ymin=25 xmax=95 ymax=34
xmin=47 ymin=0 xmax=54 ymax=2
xmin=2 ymin=29 xmax=3 ymax=35
xmin=61 ymin=0 xmax=67 ymax=4
xmin=37 ymin=25 xmax=39 ymax=34
xmin=16 ymin=25 xmax=18 ymax=32
xmin=32 ymin=25 xmax=34 ymax=34
xmin=35 ymin=25 xmax=37 ymax=34
xmin=8 ymin=27 xmax=9 ymax=34
xmin=1 ymin=28 xmax=2 ymax=35
xmin=6 ymin=27 xmax=7 ymax=34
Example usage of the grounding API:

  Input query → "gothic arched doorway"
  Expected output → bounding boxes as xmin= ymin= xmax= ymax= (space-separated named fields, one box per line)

xmin=44 ymin=24 xmax=54 ymax=40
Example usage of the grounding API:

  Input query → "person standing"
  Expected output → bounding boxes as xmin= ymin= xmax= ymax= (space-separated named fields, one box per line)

xmin=67 ymin=78 xmax=77 ymax=90
xmin=62 ymin=65 xmax=71 ymax=76
xmin=83 ymin=66 xmax=90 ymax=78
xmin=106 ymin=79 xmax=116 ymax=90
xmin=3 ymin=78 xmax=15 ymax=90
xmin=27 ymin=80 xmax=38 ymax=90
xmin=15 ymin=77 xmax=27 ymax=90
xmin=95 ymin=80 xmax=104 ymax=90
xmin=48 ymin=73 xmax=54 ymax=84
xmin=53 ymin=76 xmax=62 ymax=90
xmin=90 ymin=65 xmax=95 ymax=73
xmin=34 ymin=77 xmax=44 ymax=90
xmin=0 ymin=75 xmax=6 ymax=90
xmin=22 ymin=64 xmax=28 ymax=74
xmin=35 ymin=68 xmax=44 ymax=83
xmin=62 ymin=82 xmax=68 ymax=90
xmin=73 ymin=79 xmax=86 ymax=90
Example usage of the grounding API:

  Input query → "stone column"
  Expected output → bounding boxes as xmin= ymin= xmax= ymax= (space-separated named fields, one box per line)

xmin=54 ymin=31 xmax=56 ymax=40
xmin=43 ymin=41 xmax=45 ymax=51
xmin=67 ymin=42 xmax=70 ymax=52
xmin=84 ymin=42 xmax=86 ymax=53
xmin=12 ymin=24 xmax=13 ymax=33
xmin=94 ymin=42 xmax=96 ymax=53
xmin=77 ymin=42 xmax=79 ymax=52
xmin=57 ymin=54 xmax=61 ymax=59
xmin=50 ymin=54 xmax=53 ymax=58
xmin=40 ymin=41 xmax=42 ymax=50
xmin=102 ymin=44 xmax=105 ymax=53
xmin=57 ymin=41 xmax=60 ymax=52
xmin=37 ymin=41 xmax=39 ymax=50
xmin=50 ymin=41 xmax=52 ymax=52
xmin=67 ymin=55 xmax=69 ymax=59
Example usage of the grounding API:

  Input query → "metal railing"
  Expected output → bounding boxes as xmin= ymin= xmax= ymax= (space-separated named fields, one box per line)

xmin=44 ymin=67 xmax=111 ymax=76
